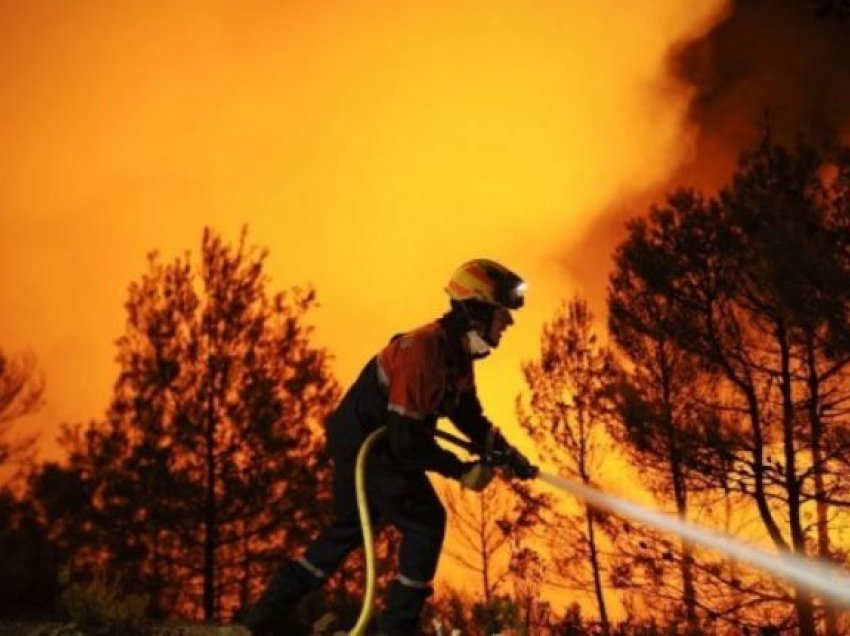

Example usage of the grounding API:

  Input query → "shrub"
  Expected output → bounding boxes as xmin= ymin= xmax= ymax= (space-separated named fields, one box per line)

xmin=59 ymin=569 xmax=149 ymax=635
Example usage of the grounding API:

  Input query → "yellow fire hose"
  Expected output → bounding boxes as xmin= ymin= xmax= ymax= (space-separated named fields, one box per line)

xmin=349 ymin=426 xmax=387 ymax=636
xmin=347 ymin=426 xmax=518 ymax=635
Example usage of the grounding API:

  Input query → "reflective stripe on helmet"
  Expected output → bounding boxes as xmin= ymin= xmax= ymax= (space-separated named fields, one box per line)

xmin=445 ymin=259 xmax=525 ymax=309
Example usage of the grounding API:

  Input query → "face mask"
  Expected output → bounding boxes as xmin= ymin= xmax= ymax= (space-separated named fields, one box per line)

xmin=465 ymin=329 xmax=492 ymax=356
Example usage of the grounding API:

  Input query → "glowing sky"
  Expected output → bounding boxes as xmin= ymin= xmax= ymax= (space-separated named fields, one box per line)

xmin=0 ymin=1 xmax=726 ymax=465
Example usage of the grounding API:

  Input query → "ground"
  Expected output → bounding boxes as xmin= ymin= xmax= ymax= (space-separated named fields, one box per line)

xmin=0 ymin=624 xmax=251 ymax=636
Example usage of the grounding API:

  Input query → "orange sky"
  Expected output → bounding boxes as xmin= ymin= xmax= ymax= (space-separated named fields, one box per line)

xmin=0 ymin=0 xmax=738 ymax=616
xmin=0 ymin=1 xmax=727 ymax=480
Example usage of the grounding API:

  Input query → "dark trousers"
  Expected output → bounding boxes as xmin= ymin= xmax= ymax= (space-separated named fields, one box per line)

xmin=258 ymin=421 xmax=447 ymax=634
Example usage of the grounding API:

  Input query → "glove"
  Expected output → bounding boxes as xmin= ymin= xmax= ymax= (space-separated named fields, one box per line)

xmin=504 ymin=447 xmax=538 ymax=481
xmin=489 ymin=429 xmax=538 ymax=480
xmin=459 ymin=461 xmax=495 ymax=492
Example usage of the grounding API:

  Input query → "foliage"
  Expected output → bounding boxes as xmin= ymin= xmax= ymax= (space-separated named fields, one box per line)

xmin=426 ymin=590 xmax=527 ymax=636
xmin=607 ymin=128 xmax=850 ymax=632
xmin=59 ymin=569 xmax=149 ymax=636
xmin=471 ymin=594 xmax=522 ymax=634
xmin=516 ymin=297 xmax=619 ymax=631
xmin=47 ymin=226 xmax=340 ymax=622
xmin=0 ymin=487 xmax=62 ymax=619
xmin=442 ymin=479 xmax=527 ymax=603
xmin=0 ymin=349 xmax=44 ymax=480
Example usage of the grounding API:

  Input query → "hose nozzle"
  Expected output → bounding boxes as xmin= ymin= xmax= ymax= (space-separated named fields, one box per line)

xmin=482 ymin=428 xmax=538 ymax=479
xmin=434 ymin=428 xmax=538 ymax=479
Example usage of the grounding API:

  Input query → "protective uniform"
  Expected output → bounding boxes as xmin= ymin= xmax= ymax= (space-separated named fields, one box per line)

xmin=241 ymin=259 xmax=534 ymax=636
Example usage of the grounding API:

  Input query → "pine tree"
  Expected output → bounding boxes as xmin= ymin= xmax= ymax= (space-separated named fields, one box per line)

xmin=58 ymin=226 xmax=339 ymax=621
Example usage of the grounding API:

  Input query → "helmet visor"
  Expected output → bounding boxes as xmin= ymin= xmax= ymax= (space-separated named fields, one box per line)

xmin=493 ymin=276 xmax=526 ymax=309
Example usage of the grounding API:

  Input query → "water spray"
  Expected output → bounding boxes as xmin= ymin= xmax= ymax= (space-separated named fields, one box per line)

xmin=537 ymin=471 xmax=850 ymax=608
xmin=432 ymin=428 xmax=850 ymax=606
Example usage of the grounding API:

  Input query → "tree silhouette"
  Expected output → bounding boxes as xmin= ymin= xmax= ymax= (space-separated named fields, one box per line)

xmin=0 ymin=482 xmax=64 ymax=618
xmin=508 ymin=544 xmax=552 ymax=634
xmin=609 ymin=218 xmax=738 ymax=632
xmin=0 ymin=349 xmax=44 ymax=476
xmin=723 ymin=133 xmax=850 ymax=636
xmin=517 ymin=297 xmax=619 ymax=634
xmin=442 ymin=479 xmax=530 ymax=605
xmin=56 ymin=226 xmax=339 ymax=621
xmin=609 ymin=130 xmax=850 ymax=634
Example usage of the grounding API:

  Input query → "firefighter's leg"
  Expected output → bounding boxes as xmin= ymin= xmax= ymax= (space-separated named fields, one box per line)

xmin=239 ymin=557 xmax=323 ymax=636
xmin=301 ymin=448 xmax=381 ymax=576
xmin=242 ymin=452 xmax=372 ymax=636
xmin=376 ymin=475 xmax=446 ymax=635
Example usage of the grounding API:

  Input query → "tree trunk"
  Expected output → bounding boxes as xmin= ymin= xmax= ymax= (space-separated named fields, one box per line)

xmin=150 ymin=527 xmax=163 ymax=619
xmin=671 ymin=453 xmax=700 ymax=634
xmin=744 ymin=388 xmax=788 ymax=550
xmin=585 ymin=507 xmax=610 ymax=635
xmin=203 ymin=395 xmax=218 ymax=621
xmin=239 ymin=522 xmax=250 ymax=615
xmin=480 ymin=496 xmax=492 ymax=604
xmin=793 ymin=590 xmax=817 ymax=636
xmin=777 ymin=324 xmax=816 ymax=636
xmin=659 ymin=348 xmax=698 ymax=634
xmin=672 ymin=464 xmax=697 ymax=633
xmin=706 ymin=321 xmax=787 ymax=549
xmin=806 ymin=336 xmax=838 ymax=636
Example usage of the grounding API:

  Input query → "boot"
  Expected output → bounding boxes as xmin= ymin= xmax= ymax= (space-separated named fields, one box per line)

xmin=238 ymin=559 xmax=322 ymax=636
xmin=376 ymin=580 xmax=431 ymax=635
xmin=238 ymin=602 xmax=308 ymax=636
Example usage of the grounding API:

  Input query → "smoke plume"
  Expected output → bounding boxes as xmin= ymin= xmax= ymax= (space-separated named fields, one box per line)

xmin=568 ymin=0 xmax=850 ymax=310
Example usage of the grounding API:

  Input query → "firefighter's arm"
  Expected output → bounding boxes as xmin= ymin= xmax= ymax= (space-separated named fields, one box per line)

xmin=447 ymin=389 xmax=492 ymax=449
xmin=386 ymin=410 xmax=466 ymax=478
xmin=450 ymin=390 xmax=537 ymax=480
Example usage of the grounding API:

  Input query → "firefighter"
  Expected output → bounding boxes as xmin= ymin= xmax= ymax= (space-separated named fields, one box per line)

xmin=240 ymin=259 xmax=538 ymax=636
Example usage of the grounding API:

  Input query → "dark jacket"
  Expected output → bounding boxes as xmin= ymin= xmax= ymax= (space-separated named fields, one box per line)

xmin=325 ymin=312 xmax=494 ymax=479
